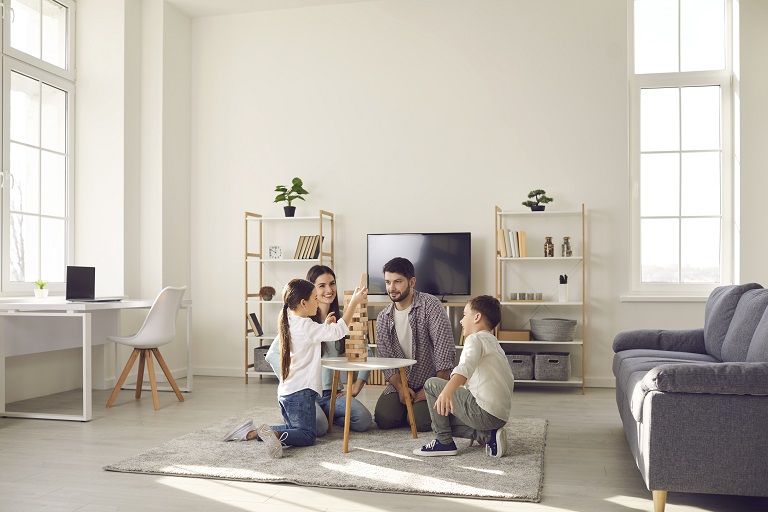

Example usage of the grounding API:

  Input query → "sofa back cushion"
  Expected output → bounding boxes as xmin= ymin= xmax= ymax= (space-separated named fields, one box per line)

xmin=747 ymin=306 xmax=768 ymax=362
xmin=721 ymin=289 xmax=768 ymax=361
xmin=704 ymin=283 xmax=763 ymax=360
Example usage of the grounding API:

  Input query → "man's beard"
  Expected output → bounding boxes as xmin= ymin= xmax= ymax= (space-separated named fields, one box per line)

xmin=389 ymin=283 xmax=411 ymax=303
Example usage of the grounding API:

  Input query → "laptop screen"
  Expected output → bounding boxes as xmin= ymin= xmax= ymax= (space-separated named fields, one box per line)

xmin=66 ymin=266 xmax=95 ymax=300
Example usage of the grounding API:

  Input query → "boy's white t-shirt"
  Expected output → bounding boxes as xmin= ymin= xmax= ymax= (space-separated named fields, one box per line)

xmin=278 ymin=315 xmax=350 ymax=397
xmin=393 ymin=304 xmax=413 ymax=359
xmin=451 ymin=330 xmax=515 ymax=421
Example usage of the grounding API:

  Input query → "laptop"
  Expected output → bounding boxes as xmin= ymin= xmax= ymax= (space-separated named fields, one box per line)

xmin=65 ymin=266 xmax=123 ymax=302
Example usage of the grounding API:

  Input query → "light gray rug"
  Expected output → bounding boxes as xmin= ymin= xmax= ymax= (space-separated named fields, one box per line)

xmin=104 ymin=407 xmax=547 ymax=502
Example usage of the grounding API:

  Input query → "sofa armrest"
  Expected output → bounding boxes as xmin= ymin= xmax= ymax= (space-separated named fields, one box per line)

xmin=613 ymin=328 xmax=706 ymax=354
xmin=643 ymin=362 xmax=768 ymax=396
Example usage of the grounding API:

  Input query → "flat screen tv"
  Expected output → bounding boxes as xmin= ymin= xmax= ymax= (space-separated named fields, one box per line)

xmin=367 ymin=232 xmax=471 ymax=297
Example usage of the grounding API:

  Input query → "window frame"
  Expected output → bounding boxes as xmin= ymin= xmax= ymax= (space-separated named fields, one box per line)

xmin=627 ymin=0 xmax=734 ymax=298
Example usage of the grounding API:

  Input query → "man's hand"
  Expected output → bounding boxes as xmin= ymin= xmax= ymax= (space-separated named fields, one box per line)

xmin=398 ymin=387 xmax=416 ymax=405
xmin=413 ymin=389 xmax=427 ymax=403
xmin=433 ymin=390 xmax=454 ymax=416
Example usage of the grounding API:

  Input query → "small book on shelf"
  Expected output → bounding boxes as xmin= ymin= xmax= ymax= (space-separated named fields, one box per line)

xmin=294 ymin=236 xmax=307 ymax=259
xmin=247 ymin=312 xmax=263 ymax=336
xmin=518 ymin=230 xmax=527 ymax=257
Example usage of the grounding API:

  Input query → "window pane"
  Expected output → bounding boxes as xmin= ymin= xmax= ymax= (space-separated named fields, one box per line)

xmin=641 ymin=88 xmax=680 ymax=152
xmin=42 ymin=0 xmax=67 ymax=68
xmin=681 ymin=152 xmax=721 ymax=216
xmin=681 ymin=218 xmax=720 ymax=283
xmin=10 ymin=0 xmax=42 ymax=60
xmin=641 ymin=218 xmax=680 ymax=283
xmin=41 ymin=151 xmax=66 ymax=217
xmin=641 ymin=153 xmax=680 ymax=216
xmin=41 ymin=217 xmax=65 ymax=282
xmin=10 ymin=72 xmax=41 ymax=146
xmin=41 ymin=84 xmax=66 ymax=153
xmin=681 ymin=0 xmax=725 ymax=72
xmin=10 ymin=143 xmax=41 ymax=214
xmin=681 ymin=86 xmax=721 ymax=151
xmin=634 ymin=0 xmax=679 ymax=74
xmin=10 ymin=214 xmax=40 ymax=282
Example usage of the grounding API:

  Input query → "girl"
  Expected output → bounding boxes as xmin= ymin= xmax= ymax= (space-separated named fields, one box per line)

xmin=224 ymin=278 xmax=367 ymax=458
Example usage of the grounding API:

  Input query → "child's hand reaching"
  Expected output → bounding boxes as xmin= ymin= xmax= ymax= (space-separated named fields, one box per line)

xmin=324 ymin=311 xmax=337 ymax=325
xmin=348 ymin=286 xmax=368 ymax=309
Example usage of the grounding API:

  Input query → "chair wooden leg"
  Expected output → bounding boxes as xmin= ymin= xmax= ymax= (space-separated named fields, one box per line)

xmin=145 ymin=349 xmax=161 ymax=410
xmin=135 ymin=350 xmax=146 ymax=399
xmin=652 ymin=490 xmax=667 ymax=512
xmin=152 ymin=348 xmax=184 ymax=403
xmin=107 ymin=349 xmax=141 ymax=408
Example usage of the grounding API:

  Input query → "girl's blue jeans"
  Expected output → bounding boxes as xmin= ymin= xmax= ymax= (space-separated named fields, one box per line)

xmin=272 ymin=388 xmax=319 ymax=447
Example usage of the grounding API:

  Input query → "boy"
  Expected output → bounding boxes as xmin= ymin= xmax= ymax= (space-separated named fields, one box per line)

xmin=412 ymin=295 xmax=514 ymax=457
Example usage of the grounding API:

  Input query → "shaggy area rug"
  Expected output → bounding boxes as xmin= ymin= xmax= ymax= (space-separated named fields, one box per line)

xmin=105 ymin=407 xmax=547 ymax=502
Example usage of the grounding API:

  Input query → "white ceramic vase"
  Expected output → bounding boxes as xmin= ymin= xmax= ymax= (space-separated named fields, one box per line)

xmin=34 ymin=288 xmax=49 ymax=299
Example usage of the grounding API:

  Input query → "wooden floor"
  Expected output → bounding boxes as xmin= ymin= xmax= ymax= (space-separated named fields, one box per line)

xmin=2 ymin=377 xmax=767 ymax=512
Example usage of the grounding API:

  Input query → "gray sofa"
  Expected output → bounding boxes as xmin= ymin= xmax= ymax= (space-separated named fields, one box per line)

xmin=613 ymin=283 xmax=768 ymax=511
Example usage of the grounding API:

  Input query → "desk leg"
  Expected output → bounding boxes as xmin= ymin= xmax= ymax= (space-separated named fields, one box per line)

xmin=82 ymin=314 xmax=92 ymax=421
xmin=399 ymin=367 xmax=418 ymax=439
xmin=328 ymin=370 xmax=339 ymax=434
xmin=343 ymin=370 xmax=354 ymax=453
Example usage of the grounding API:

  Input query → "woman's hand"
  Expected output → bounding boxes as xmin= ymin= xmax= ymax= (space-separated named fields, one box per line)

xmin=351 ymin=379 xmax=366 ymax=397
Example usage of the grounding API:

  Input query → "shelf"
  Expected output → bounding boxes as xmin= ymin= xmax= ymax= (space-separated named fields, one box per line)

xmin=500 ymin=301 xmax=582 ymax=306
xmin=247 ymin=216 xmax=322 ymax=222
xmin=246 ymin=334 xmax=275 ymax=341
xmin=497 ymin=210 xmax=582 ymax=217
xmin=500 ymin=339 xmax=583 ymax=345
xmin=247 ymin=257 xmax=322 ymax=263
xmin=499 ymin=256 xmax=583 ymax=261
xmin=514 ymin=377 xmax=583 ymax=385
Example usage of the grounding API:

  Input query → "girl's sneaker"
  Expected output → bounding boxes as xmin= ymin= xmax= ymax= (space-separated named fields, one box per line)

xmin=412 ymin=439 xmax=458 ymax=456
xmin=485 ymin=427 xmax=507 ymax=458
xmin=256 ymin=424 xmax=284 ymax=459
xmin=222 ymin=420 xmax=254 ymax=442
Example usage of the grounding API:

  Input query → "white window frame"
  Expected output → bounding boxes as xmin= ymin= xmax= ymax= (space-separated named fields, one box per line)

xmin=0 ymin=0 xmax=76 ymax=294
xmin=627 ymin=0 xmax=734 ymax=298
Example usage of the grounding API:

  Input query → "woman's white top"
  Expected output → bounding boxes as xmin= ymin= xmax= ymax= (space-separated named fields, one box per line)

xmin=278 ymin=315 xmax=350 ymax=397
xmin=452 ymin=330 xmax=515 ymax=421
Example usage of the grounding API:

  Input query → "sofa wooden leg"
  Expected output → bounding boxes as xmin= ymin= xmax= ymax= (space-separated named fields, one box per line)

xmin=652 ymin=490 xmax=667 ymax=512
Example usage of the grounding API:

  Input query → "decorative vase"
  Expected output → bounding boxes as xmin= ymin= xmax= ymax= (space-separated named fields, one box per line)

xmin=283 ymin=206 xmax=296 ymax=217
xmin=34 ymin=288 xmax=49 ymax=299
xmin=544 ymin=236 xmax=554 ymax=257
xmin=558 ymin=284 xmax=568 ymax=303
xmin=562 ymin=236 xmax=572 ymax=257
xmin=260 ymin=294 xmax=273 ymax=301
xmin=530 ymin=205 xmax=545 ymax=212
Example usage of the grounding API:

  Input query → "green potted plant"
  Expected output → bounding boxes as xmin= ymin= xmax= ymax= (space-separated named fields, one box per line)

xmin=522 ymin=189 xmax=554 ymax=211
xmin=259 ymin=286 xmax=276 ymax=301
xmin=34 ymin=280 xmax=48 ymax=299
xmin=274 ymin=177 xmax=309 ymax=217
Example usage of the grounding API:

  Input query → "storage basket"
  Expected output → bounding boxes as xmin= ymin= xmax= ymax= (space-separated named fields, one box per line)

xmin=505 ymin=352 xmax=534 ymax=381
xmin=529 ymin=318 xmax=577 ymax=341
xmin=534 ymin=352 xmax=571 ymax=381
xmin=253 ymin=346 xmax=273 ymax=373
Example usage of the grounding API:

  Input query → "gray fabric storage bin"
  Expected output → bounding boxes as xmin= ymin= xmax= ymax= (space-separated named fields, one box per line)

xmin=505 ymin=352 xmax=534 ymax=380
xmin=534 ymin=352 xmax=571 ymax=381
xmin=253 ymin=346 xmax=273 ymax=372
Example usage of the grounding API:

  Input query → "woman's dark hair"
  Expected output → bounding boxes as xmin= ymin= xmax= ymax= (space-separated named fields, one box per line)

xmin=279 ymin=278 xmax=316 ymax=380
xmin=306 ymin=265 xmax=345 ymax=355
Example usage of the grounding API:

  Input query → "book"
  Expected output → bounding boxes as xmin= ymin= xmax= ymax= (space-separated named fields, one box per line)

xmin=294 ymin=236 xmax=307 ymax=259
xmin=299 ymin=235 xmax=312 ymax=258
xmin=311 ymin=235 xmax=324 ymax=258
xmin=247 ymin=312 xmax=263 ymax=336
xmin=510 ymin=229 xmax=519 ymax=258
xmin=504 ymin=228 xmax=513 ymax=258
xmin=518 ymin=230 xmax=527 ymax=257
xmin=498 ymin=229 xmax=507 ymax=258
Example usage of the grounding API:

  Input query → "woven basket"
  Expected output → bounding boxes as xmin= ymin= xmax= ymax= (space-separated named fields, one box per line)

xmin=529 ymin=318 xmax=577 ymax=341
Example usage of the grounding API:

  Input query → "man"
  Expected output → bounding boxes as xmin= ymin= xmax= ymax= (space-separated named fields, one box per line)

xmin=374 ymin=257 xmax=456 ymax=431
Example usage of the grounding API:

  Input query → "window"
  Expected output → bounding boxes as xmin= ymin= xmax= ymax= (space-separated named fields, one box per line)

xmin=629 ymin=0 xmax=733 ymax=296
xmin=1 ymin=0 xmax=75 ymax=292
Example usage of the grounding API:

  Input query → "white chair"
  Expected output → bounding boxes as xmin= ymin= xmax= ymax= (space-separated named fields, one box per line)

xmin=106 ymin=286 xmax=187 ymax=410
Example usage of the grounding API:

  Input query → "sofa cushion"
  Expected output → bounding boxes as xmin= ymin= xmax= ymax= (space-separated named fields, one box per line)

xmin=704 ymin=283 xmax=763 ymax=360
xmin=721 ymin=289 xmax=768 ymax=362
xmin=643 ymin=361 xmax=768 ymax=396
xmin=613 ymin=349 xmax=718 ymax=379
xmin=747 ymin=306 xmax=768 ymax=362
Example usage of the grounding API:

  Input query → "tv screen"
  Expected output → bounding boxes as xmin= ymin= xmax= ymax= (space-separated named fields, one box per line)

xmin=367 ymin=232 xmax=471 ymax=297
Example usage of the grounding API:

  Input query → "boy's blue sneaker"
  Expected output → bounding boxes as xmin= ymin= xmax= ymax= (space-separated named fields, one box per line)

xmin=412 ymin=439 xmax=458 ymax=456
xmin=485 ymin=427 xmax=507 ymax=458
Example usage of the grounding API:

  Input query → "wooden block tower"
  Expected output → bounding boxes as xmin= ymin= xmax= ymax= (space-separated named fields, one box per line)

xmin=343 ymin=273 xmax=368 ymax=362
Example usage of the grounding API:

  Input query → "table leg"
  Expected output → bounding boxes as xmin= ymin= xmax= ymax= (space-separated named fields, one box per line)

xmin=328 ymin=370 xmax=339 ymax=433
xmin=343 ymin=370 xmax=353 ymax=453
xmin=399 ymin=367 xmax=418 ymax=439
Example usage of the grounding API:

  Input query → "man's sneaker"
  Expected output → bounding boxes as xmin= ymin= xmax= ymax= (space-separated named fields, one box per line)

xmin=256 ymin=424 xmax=284 ymax=459
xmin=485 ymin=427 xmax=507 ymax=458
xmin=412 ymin=439 xmax=458 ymax=457
xmin=222 ymin=420 xmax=254 ymax=442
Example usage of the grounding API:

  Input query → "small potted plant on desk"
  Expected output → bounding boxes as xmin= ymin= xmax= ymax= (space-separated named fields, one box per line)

xmin=259 ymin=286 xmax=276 ymax=301
xmin=522 ymin=189 xmax=554 ymax=212
xmin=274 ymin=177 xmax=309 ymax=217
xmin=34 ymin=280 xmax=48 ymax=299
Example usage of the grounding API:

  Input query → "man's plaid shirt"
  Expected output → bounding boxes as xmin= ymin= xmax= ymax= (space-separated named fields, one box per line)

xmin=375 ymin=290 xmax=456 ymax=395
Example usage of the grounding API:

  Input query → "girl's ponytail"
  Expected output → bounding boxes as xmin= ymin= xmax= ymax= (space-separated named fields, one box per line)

xmin=278 ymin=278 xmax=316 ymax=381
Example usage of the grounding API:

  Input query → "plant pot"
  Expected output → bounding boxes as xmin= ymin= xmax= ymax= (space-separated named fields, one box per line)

xmin=260 ymin=294 xmax=273 ymax=301
xmin=284 ymin=206 xmax=296 ymax=217
xmin=34 ymin=288 xmax=49 ymax=299
xmin=530 ymin=205 xmax=546 ymax=212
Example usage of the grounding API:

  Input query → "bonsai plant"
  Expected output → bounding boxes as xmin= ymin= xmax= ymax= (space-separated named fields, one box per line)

xmin=522 ymin=189 xmax=554 ymax=211
xmin=274 ymin=177 xmax=309 ymax=217
xmin=34 ymin=280 xmax=48 ymax=299
xmin=259 ymin=286 xmax=276 ymax=301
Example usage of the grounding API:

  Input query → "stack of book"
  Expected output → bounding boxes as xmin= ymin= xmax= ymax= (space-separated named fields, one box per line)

xmin=497 ymin=229 xmax=527 ymax=258
xmin=293 ymin=235 xmax=323 ymax=259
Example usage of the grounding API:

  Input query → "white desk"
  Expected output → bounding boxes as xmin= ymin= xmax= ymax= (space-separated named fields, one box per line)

xmin=0 ymin=298 xmax=192 ymax=422
xmin=321 ymin=356 xmax=417 ymax=453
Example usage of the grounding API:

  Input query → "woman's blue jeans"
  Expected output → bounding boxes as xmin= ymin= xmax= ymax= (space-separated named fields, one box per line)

xmin=272 ymin=388 xmax=319 ymax=447
xmin=316 ymin=389 xmax=373 ymax=432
